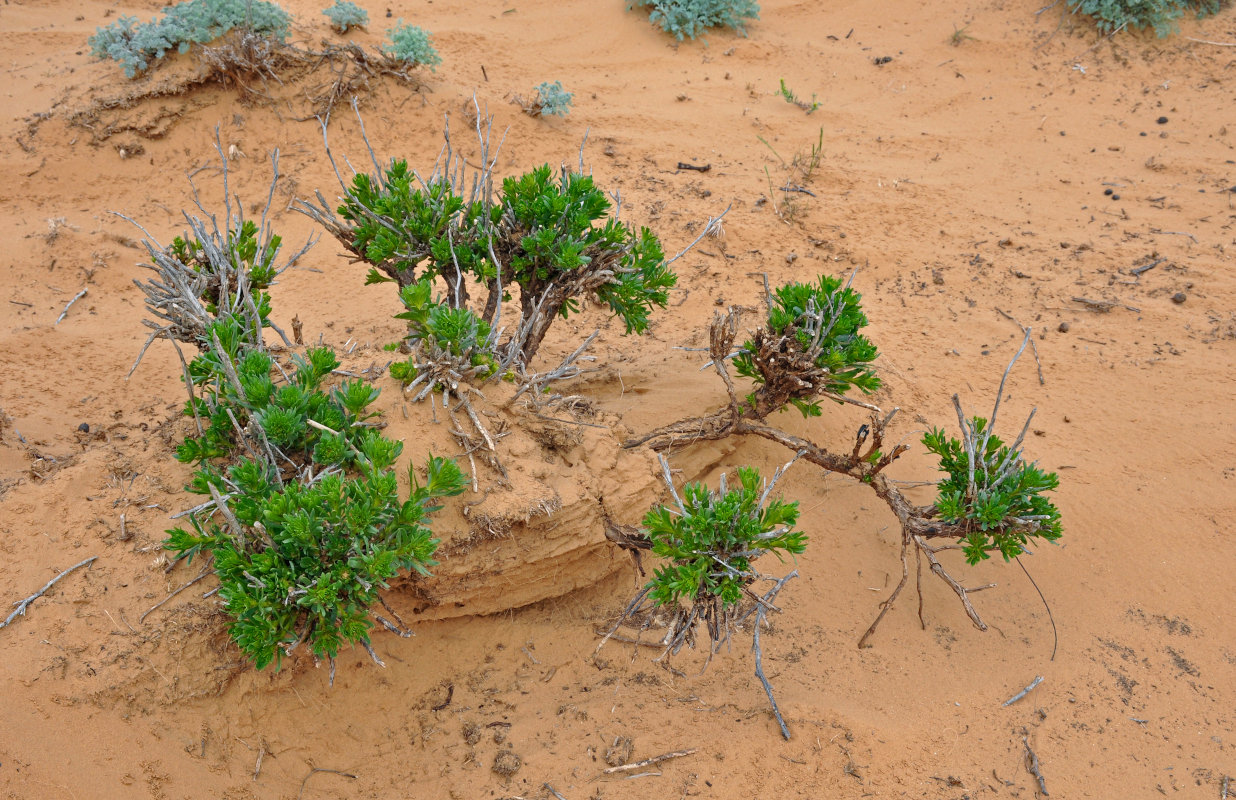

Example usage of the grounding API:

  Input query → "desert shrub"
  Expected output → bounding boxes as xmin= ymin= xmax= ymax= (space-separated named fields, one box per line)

xmin=643 ymin=466 xmax=803 ymax=608
xmin=134 ymin=149 xmax=467 ymax=672
xmin=164 ymin=304 xmax=467 ymax=671
xmin=627 ymin=279 xmax=1065 ymax=652
xmin=323 ymin=0 xmax=368 ymax=32
xmin=314 ymin=155 xmax=675 ymax=363
xmin=732 ymin=275 xmax=881 ymax=418
xmin=923 ymin=418 xmax=1062 ymax=565
xmin=628 ymin=0 xmax=759 ymax=40
xmin=382 ymin=21 xmax=441 ymax=69
xmin=525 ymin=81 xmax=574 ymax=118
xmin=89 ymin=0 xmax=291 ymax=77
xmin=1068 ymin=0 xmax=1224 ymax=36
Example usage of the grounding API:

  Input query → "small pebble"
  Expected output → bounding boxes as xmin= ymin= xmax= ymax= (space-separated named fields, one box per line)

xmin=1157 ymin=116 xmax=1169 ymax=124
xmin=1058 ymin=321 xmax=1070 ymax=333
xmin=1111 ymin=194 xmax=1120 ymax=201
xmin=78 ymin=422 xmax=90 ymax=433
xmin=1171 ymin=292 xmax=1187 ymax=304
xmin=1103 ymin=188 xmax=1113 ymax=196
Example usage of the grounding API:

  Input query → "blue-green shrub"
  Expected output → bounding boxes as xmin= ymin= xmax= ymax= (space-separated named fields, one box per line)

xmin=89 ymin=0 xmax=291 ymax=78
xmin=1068 ymin=0 xmax=1224 ymax=36
xmin=382 ymin=21 xmax=442 ymax=69
xmin=323 ymin=0 xmax=369 ymax=32
xmin=628 ymin=0 xmax=759 ymax=41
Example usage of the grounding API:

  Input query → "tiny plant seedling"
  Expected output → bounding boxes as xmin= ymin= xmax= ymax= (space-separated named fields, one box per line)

xmin=778 ymin=79 xmax=819 ymax=113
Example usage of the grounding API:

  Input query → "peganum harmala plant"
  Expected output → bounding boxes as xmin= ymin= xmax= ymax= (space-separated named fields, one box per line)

xmin=298 ymin=117 xmax=677 ymax=364
xmin=623 ymin=276 xmax=1064 ymax=650
xmin=130 ymin=142 xmax=467 ymax=675
xmin=600 ymin=454 xmax=805 ymax=738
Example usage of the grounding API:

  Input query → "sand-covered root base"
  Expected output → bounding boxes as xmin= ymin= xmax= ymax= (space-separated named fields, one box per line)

xmin=383 ymin=385 xmax=663 ymax=620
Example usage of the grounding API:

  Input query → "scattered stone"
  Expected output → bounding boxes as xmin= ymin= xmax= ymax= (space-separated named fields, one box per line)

xmin=1172 ymin=292 xmax=1187 ymax=304
xmin=1156 ymin=116 xmax=1169 ymax=124
xmin=77 ymin=422 xmax=90 ymax=433
xmin=1058 ymin=321 xmax=1070 ymax=333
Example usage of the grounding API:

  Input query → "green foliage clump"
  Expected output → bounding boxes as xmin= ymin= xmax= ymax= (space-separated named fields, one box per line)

xmin=628 ymin=0 xmax=760 ymax=41
xmin=733 ymin=275 xmax=880 ymax=418
xmin=923 ymin=420 xmax=1062 ymax=566
xmin=382 ymin=21 xmax=442 ymax=69
xmin=168 ymin=218 xmax=280 ymax=320
xmin=323 ymin=0 xmax=369 ymax=32
xmin=342 ymin=163 xmax=491 ymax=289
xmin=89 ymin=0 xmax=291 ymax=78
xmin=167 ymin=311 xmax=468 ymax=668
xmin=1068 ymin=0 xmax=1223 ymax=36
xmin=499 ymin=166 xmax=674 ymax=339
xmin=529 ymin=81 xmax=574 ymax=117
xmin=332 ymin=158 xmax=675 ymax=361
xmin=388 ymin=278 xmax=501 ymax=385
xmin=643 ymin=467 xmax=803 ymax=607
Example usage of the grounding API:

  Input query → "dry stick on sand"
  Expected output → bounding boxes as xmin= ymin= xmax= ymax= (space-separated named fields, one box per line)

xmin=1002 ymin=675 xmax=1044 ymax=706
xmin=602 ymin=749 xmax=698 ymax=774
xmin=297 ymin=766 xmax=357 ymax=800
xmin=55 ymin=287 xmax=88 ymax=325
xmin=1022 ymin=736 xmax=1049 ymax=796
xmin=139 ymin=568 xmax=213 ymax=624
xmin=0 ymin=556 xmax=98 ymax=630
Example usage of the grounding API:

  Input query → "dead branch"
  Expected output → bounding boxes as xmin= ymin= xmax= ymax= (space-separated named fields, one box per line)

xmin=1 ymin=557 xmax=99 ymax=631
xmin=602 ymin=749 xmax=699 ymax=774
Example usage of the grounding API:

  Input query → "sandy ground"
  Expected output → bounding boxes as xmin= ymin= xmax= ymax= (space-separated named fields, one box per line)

xmin=2 ymin=0 xmax=1236 ymax=797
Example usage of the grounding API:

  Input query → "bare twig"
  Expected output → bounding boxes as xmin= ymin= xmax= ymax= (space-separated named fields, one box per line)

xmin=1002 ymin=675 xmax=1044 ymax=706
xmin=1017 ymin=556 xmax=1059 ymax=661
xmin=1 ymin=557 xmax=98 ymax=630
xmin=1022 ymin=736 xmax=1049 ymax=796
xmin=1185 ymin=36 xmax=1236 ymax=47
xmin=754 ymin=597 xmax=791 ymax=740
xmin=297 ymin=766 xmax=357 ymax=800
xmin=55 ymin=287 xmax=88 ymax=325
xmin=602 ymin=749 xmax=698 ymax=774
xmin=139 ymin=568 xmax=213 ymax=623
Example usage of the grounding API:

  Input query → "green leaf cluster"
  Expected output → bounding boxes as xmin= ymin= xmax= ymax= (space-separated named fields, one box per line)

xmin=339 ymin=160 xmax=675 ymax=351
xmin=168 ymin=218 xmax=280 ymax=316
xmin=168 ymin=454 xmax=465 ymax=668
xmin=341 ymin=165 xmax=492 ymax=287
xmin=166 ymin=293 xmax=467 ymax=669
xmin=499 ymin=165 xmax=675 ymax=335
xmin=176 ymin=318 xmax=365 ymax=468
xmin=733 ymin=275 xmax=880 ymax=417
xmin=628 ymin=0 xmax=760 ymax=41
xmin=922 ymin=421 xmax=1062 ymax=566
xmin=1068 ymin=0 xmax=1223 ymax=36
xmin=389 ymin=278 xmax=501 ymax=383
xmin=643 ymin=467 xmax=803 ymax=608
